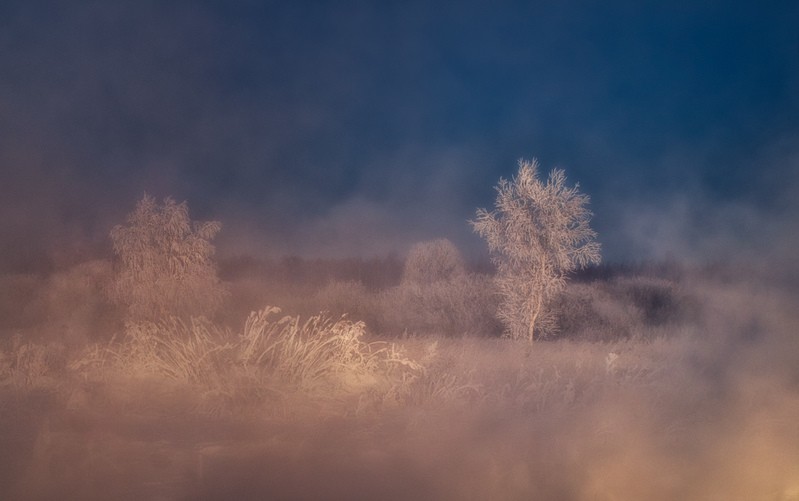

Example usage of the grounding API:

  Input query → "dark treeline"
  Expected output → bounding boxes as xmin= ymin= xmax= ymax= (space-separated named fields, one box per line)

xmin=219 ymin=253 xmax=718 ymax=290
xmin=0 ymin=245 xmax=767 ymax=346
xmin=219 ymin=254 xmax=406 ymax=291
xmin=219 ymin=253 xmax=497 ymax=291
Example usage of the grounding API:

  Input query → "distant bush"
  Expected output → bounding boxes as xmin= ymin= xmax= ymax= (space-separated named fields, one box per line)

xmin=341 ymin=239 xmax=498 ymax=337
xmin=108 ymin=195 xmax=228 ymax=322
xmin=402 ymin=239 xmax=466 ymax=286
xmin=0 ymin=274 xmax=46 ymax=337
xmin=553 ymin=275 xmax=699 ymax=341
xmin=0 ymin=262 xmax=120 ymax=345
xmin=378 ymin=273 xmax=500 ymax=337
xmin=615 ymin=276 xmax=683 ymax=326
xmin=43 ymin=260 xmax=118 ymax=345
xmin=314 ymin=280 xmax=378 ymax=327
xmin=554 ymin=283 xmax=640 ymax=341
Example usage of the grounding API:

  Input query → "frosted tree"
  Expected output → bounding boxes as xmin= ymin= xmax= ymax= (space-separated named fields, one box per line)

xmin=472 ymin=159 xmax=601 ymax=343
xmin=108 ymin=194 xmax=228 ymax=322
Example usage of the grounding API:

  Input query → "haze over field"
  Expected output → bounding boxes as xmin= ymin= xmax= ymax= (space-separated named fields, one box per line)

xmin=1 ymin=1 xmax=798 ymax=268
xmin=1 ymin=2 xmax=798 ymax=500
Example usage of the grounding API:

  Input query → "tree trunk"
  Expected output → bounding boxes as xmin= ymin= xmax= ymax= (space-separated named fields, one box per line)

xmin=527 ymin=259 xmax=547 ymax=345
xmin=527 ymin=292 xmax=543 ymax=345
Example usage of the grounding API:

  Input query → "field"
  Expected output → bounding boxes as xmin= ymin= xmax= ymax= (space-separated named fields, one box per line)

xmin=1 ymin=258 xmax=798 ymax=500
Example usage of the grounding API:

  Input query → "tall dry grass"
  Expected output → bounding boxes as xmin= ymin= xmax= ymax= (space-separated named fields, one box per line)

xmin=0 ymin=336 xmax=67 ymax=390
xmin=71 ymin=307 xmax=424 ymax=409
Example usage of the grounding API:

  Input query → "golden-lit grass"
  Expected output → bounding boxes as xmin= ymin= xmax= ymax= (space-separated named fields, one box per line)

xmin=68 ymin=307 xmax=424 ymax=411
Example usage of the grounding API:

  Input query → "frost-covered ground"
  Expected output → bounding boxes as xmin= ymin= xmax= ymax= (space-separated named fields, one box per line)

xmin=1 ymin=270 xmax=798 ymax=500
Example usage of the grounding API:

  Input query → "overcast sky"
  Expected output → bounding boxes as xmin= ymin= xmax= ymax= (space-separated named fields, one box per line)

xmin=1 ymin=1 xmax=798 ymax=270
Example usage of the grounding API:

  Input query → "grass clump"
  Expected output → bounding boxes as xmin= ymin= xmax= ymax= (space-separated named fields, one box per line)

xmin=72 ymin=307 xmax=424 ymax=408
xmin=239 ymin=306 xmax=421 ymax=394
xmin=0 ymin=336 xmax=67 ymax=390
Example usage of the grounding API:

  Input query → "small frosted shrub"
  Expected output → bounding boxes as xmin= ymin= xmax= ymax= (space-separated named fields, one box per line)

xmin=108 ymin=195 xmax=228 ymax=322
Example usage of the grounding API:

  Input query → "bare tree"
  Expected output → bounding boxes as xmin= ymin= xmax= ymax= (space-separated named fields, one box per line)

xmin=108 ymin=194 xmax=228 ymax=322
xmin=472 ymin=159 xmax=601 ymax=343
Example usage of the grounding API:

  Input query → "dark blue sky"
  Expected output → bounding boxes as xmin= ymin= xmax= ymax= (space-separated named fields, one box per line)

xmin=1 ymin=1 xmax=798 ymax=268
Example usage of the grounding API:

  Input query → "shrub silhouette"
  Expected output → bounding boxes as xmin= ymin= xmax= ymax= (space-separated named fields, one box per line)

xmin=108 ymin=195 xmax=228 ymax=322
